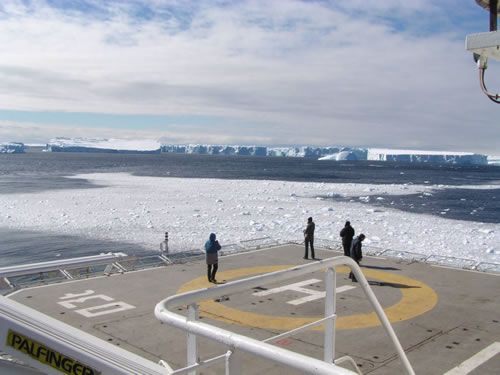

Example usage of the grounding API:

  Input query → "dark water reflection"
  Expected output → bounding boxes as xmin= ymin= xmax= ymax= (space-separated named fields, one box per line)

xmin=0 ymin=228 xmax=153 ymax=267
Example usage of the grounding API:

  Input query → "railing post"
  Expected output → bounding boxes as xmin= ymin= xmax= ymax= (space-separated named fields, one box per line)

xmin=324 ymin=267 xmax=336 ymax=363
xmin=225 ymin=350 xmax=241 ymax=375
xmin=187 ymin=303 xmax=199 ymax=375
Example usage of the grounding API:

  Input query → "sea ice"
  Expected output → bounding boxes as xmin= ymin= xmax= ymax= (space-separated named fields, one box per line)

xmin=0 ymin=172 xmax=498 ymax=266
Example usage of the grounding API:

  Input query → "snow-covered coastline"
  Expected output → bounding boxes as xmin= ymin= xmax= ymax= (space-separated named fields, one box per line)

xmin=0 ymin=173 xmax=497 ymax=265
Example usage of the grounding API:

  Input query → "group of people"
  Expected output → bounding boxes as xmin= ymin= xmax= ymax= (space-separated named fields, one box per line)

xmin=302 ymin=217 xmax=364 ymax=281
xmin=340 ymin=221 xmax=365 ymax=282
xmin=203 ymin=217 xmax=365 ymax=284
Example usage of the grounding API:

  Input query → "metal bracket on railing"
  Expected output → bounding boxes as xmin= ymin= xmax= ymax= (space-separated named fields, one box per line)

xmin=335 ymin=356 xmax=363 ymax=375
xmin=59 ymin=269 xmax=74 ymax=280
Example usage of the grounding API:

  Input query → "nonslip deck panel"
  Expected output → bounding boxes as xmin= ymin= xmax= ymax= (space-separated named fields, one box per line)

xmin=7 ymin=245 xmax=500 ymax=374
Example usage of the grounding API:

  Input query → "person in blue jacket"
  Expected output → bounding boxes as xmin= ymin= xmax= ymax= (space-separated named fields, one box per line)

xmin=205 ymin=233 xmax=221 ymax=283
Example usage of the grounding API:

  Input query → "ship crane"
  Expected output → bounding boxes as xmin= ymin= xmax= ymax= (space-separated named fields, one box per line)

xmin=466 ymin=0 xmax=500 ymax=103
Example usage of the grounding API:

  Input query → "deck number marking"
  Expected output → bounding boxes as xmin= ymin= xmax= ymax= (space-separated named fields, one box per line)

xmin=253 ymin=279 xmax=355 ymax=305
xmin=59 ymin=290 xmax=95 ymax=299
xmin=444 ymin=342 xmax=500 ymax=375
xmin=58 ymin=294 xmax=113 ymax=309
xmin=75 ymin=302 xmax=135 ymax=318
xmin=58 ymin=290 xmax=135 ymax=317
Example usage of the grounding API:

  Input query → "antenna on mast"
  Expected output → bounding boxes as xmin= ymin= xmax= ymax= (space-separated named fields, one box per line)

xmin=466 ymin=0 xmax=500 ymax=103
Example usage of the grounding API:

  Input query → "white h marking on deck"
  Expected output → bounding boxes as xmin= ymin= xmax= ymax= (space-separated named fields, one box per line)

xmin=444 ymin=342 xmax=500 ymax=375
xmin=253 ymin=279 xmax=356 ymax=305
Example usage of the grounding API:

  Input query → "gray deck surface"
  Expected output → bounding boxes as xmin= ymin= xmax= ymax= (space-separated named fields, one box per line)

xmin=7 ymin=245 xmax=500 ymax=374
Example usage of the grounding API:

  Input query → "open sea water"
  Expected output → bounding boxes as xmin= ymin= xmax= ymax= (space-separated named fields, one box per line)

xmin=1 ymin=152 xmax=499 ymax=266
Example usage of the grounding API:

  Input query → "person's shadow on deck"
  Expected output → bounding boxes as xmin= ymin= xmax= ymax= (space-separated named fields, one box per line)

xmin=361 ymin=265 xmax=401 ymax=271
xmin=367 ymin=280 xmax=420 ymax=289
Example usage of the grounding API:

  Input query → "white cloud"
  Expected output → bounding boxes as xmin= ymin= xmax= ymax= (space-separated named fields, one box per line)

xmin=0 ymin=121 xmax=155 ymax=143
xmin=0 ymin=120 xmax=273 ymax=146
xmin=0 ymin=0 xmax=498 ymax=153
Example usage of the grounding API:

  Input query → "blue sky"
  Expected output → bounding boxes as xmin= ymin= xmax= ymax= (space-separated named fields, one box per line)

xmin=0 ymin=0 xmax=498 ymax=153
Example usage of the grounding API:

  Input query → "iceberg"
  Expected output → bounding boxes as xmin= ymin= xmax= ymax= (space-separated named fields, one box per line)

xmin=42 ymin=138 xmax=490 ymax=166
xmin=488 ymin=155 xmax=500 ymax=166
xmin=267 ymin=146 xmax=345 ymax=158
xmin=162 ymin=144 xmax=356 ymax=158
xmin=318 ymin=148 xmax=367 ymax=161
xmin=162 ymin=144 xmax=267 ymax=156
xmin=0 ymin=142 xmax=25 ymax=154
xmin=367 ymin=148 xmax=487 ymax=165
xmin=46 ymin=138 xmax=161 ymax=154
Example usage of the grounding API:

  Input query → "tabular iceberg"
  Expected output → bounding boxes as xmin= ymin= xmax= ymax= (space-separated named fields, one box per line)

xmin=46 ymin=138 xmax=161 ymax=154
xmin=318 ymin=148 xmax=367 ymax=161
xmin=0 ymin=142 xmax=25 ymax=154
xmin=162 ymin=144 xmax=365 ymax=159
xmin=41 ymin=138 xmax=491 ymax=166
xmin=366 ymin=148 xmax=487 ymax=165
xmin=162 ymin=144 xmax=267 ymax=156
xmin=488 ymin=155 xmax=500 ymax=166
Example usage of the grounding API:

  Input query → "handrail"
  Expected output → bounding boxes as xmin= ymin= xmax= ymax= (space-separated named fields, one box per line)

xmin=155 ymin=256 xmax=415 ymax=375
xmin=0 ymin=253 xmax=127 ymax=278
xmin=0 ymin=296 xmax=170 ymax=375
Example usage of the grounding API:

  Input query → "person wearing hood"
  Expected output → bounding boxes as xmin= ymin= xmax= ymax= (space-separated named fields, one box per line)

xmin=349 ymin=234 xmax=365 ymax=282
xmin=205 ymin=233 xmax=222 ymax=283
xmin=340 ymin=221 xmax=355 ymax=257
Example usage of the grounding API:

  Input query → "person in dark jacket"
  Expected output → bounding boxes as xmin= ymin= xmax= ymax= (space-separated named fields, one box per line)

xmin=348 ymin=233 xmax=365 ymax=282
xmin=303 ymin=217 xmax=315 ymax=259
xmin=205 ymin=233 xmax=221 ymax=283
xmin=340 ymin=221 xmax=355 ymax=257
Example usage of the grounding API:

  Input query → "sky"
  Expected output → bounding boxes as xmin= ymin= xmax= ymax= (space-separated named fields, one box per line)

xmin=0 ymin=0 xmax=499 ymax=154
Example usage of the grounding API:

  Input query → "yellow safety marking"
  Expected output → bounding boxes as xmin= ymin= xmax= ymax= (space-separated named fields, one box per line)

xmin=177 ymin=265 xmax=438 ymax=331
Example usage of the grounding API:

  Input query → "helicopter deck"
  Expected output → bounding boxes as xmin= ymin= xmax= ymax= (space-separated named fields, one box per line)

xmin=6 ymin=244 xmax=500 ymax=374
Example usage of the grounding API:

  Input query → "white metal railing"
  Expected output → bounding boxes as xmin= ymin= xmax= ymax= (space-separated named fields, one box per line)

xmin=0 ymin=253 xmax=127 ymax=278
xmin=0 ymin=296 xmax=170 ymax=375
xmin=155 ymin=255 xmax=416 ymax=375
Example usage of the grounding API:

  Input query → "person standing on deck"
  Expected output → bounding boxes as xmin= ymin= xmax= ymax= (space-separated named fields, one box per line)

xmin=349 ymin=234 xmax=365 ymax=282
xmin=205 ymin=233 xmax=221 ymax=283
xmin=303 ymin=217 xmax=315 ymax=259
xmin=340 ymin=221 xmax=355 ymax=257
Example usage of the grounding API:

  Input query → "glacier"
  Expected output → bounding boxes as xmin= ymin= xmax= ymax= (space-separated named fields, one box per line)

xmin=39 ymin=138 xmax=493 ymax=165
xmin=46 ymin=137 xmax=161 ymax=154
xmin=0 ymin=142 xmax=25 ymax=154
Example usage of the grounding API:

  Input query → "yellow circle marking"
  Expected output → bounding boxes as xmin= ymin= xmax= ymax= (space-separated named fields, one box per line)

xmin=178 ymin=265 xmax=438 ymax=331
